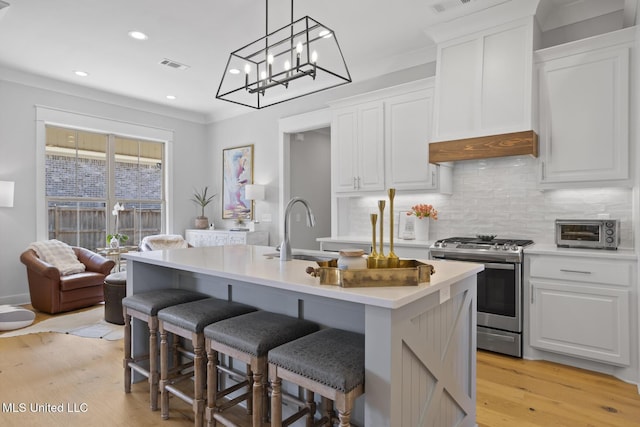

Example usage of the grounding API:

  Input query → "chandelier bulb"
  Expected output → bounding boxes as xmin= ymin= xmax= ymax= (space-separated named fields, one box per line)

xmin=311 ymin=51 xmax=318 ymax=63
xmin=267 ymin=54 xmax=274 ymax=64
xmin=296 ymin=42 xmax=303 ymax=55
xmin=284 ymin=60 xmax=291 ymax=71
xmin=244 ymin=63 xmax=251 ymax=74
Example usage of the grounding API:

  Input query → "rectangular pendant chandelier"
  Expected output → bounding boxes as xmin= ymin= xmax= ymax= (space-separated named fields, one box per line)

xmin=216 ymin=4 xmax=351 ymax=109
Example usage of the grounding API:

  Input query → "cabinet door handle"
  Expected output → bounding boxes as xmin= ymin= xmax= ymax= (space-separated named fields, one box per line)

xmin=531 ymin=284 xmax=534 ymax=304
xmin=431 ymin=171 xmax=436 ymax=186
xmin=560 ymin=269 xmax=592 ymax=274
xmin=540 ymin=161 xmax=545 ymax=180
xmin=357 ymin=176 xmax=361 ymax=189
xmin=353 ymin=177 xmax=357 ymax=189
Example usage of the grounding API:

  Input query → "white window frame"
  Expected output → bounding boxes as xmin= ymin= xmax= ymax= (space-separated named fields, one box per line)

xmin=35 ymin=105 xmax=174 ymax=241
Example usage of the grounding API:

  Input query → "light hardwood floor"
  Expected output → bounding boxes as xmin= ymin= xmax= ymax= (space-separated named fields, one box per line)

xmin=1 ymin=314 xmax=639 ymax=426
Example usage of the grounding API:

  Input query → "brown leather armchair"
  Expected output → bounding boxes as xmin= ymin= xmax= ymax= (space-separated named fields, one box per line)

xmin=20 ymin=247 xmax=116 ymax=314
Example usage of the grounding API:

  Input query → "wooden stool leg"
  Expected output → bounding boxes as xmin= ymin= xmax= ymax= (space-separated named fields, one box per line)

xmin=246 ymin=363 xmax=253 ymax=416
xmin=123 ymin=311 xmax=132 ymax=393
xmin=305 ymin=389 xmax=315 ymax=427
xmin=262 ymin=359 xmax=269 ymax=424
xmin=321 ymin=397 xmax=333 ymax=426
xmin=251 ymin=357 xmax=264 ymax=427
xmin=194 ymin=333 xmax=206 ymax=427
xmin=148 ymin=317 xmax=159 ymax=411
xmin=160 ymin=324 xmax=170 ymax=420
xmin=337 ymin=410 xmax=352 ymax=427
xmin=206 ymin=342 xmax=218 ymax=427
xmin=269 ymin=365 xmax=282 ymax=427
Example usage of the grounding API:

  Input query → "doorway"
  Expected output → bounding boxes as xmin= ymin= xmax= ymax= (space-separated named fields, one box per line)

xmin=288 ymin=129 xmax=331 ymax=250
xmin=278 ymin=108 xmax=332 ymax=250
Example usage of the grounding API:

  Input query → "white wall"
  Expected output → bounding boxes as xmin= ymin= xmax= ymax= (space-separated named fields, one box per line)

xmin=0 ymin=79 xmax=208 ymax=304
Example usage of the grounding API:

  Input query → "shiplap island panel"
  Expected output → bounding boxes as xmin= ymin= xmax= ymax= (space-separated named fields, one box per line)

xmin=123 ymin=245 xmax=482 ymax=426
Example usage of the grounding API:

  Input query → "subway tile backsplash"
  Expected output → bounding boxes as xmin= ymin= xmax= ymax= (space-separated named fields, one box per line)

xmin=342 ymin=156 xmax=634 ymax=248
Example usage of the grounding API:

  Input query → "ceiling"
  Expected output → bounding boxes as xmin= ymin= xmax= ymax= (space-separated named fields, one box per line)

xmin=0 ymin=0 xmax=634 ymax=123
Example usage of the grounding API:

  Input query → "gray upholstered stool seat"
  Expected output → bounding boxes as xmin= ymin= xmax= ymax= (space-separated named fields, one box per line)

xmin=121 ymin=289 xmax=208 ymax=411
xmin=157 ymin=298 xmax=257 ymax=427
xmin=268 ymin=328 xmax=365 ymax=427
xmin=104 ymin=271 xmax=127 ymax=325
xmin=204 ymin=311 xmax=319 ymax=427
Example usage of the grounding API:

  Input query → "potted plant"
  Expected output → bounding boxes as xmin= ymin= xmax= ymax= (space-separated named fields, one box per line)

xmin=192 ymin=186 xmax=216 ymax=229
xmin=107 ymin=202 xmax=129 ymax=248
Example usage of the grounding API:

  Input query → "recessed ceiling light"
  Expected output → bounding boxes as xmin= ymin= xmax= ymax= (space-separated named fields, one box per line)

xmin=74 ymin=70 xmax=89 ymax=77
xmin=228 ymin=68 xmax=240 ymax=75
xmin=166 ymin=95 xmax=176 ymax=100
xmin=128 ymin=30 xmax=148 ymax=40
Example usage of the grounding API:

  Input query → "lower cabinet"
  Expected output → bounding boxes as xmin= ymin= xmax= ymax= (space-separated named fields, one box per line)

xmin=528 ymin=254 xmax=632 ymax=366
xmin=185 ymin=229 xmax=269 ymax=247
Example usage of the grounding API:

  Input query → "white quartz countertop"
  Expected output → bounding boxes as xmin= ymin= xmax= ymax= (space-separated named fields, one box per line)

xmin=317 ymin=236 xmax=434 ymax=247
xmin=524 ymin=243 xmax=637 ymax=260
xmin=123 ymin=245 xmax=482 ymax=309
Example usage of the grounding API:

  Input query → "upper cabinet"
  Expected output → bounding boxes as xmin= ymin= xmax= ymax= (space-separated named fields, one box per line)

xmin=332 ymin=100 xmax=385 ymax=193
xmin=385 ymin=87 xmax=443 ymax=191
xmin=330 ymin=79 xmax=452 ymax=194
xmin=432 ymin=17 xmax=535 ymax=142
xmin=535 ymin=28 xmax=634 ymax=188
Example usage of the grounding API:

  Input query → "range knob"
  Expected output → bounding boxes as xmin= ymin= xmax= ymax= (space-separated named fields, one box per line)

xmin=502 ymin=244 xmax=510 ymax=250
xmin=442 ymin=241 xmax=448 ymax=247
xmin=492 ymin=243 xmax=499 ymax=250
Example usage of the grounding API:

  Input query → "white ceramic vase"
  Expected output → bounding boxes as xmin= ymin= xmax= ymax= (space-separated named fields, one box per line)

xmin=109 ymin=236 xmax=120 ymax=249
xmin=414 ymin=218 xmax=430 ymax=241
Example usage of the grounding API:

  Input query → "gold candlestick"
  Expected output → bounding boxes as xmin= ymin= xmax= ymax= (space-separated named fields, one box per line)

xmin=376 ymin=200 xmax=387 ymax=268
xmin=387 ymin=188 xmax=399 ymax=268
xmin=369 ymin=213 xmax=378 ymax=268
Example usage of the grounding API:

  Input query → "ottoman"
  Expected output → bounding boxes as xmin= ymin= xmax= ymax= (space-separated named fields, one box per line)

xmin=103 ymin=271 xmax=127 ymax=325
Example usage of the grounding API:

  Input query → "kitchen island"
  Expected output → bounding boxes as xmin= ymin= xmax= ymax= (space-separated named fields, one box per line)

xmin=123 ymin=245 xmax=483 ymax=427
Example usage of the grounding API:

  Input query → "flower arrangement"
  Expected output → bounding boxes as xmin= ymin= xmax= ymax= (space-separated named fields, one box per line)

xmin=407 ymin=204 xmax=438 ymax=220
xmin=107 ymin=202 xmax=129 ymax=245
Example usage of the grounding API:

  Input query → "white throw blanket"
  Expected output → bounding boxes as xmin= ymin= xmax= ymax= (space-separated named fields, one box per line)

xmin=141 ymin=234 xmax=188 ymax=251
xmin=28 ymin=239 xmax=86 ymax=276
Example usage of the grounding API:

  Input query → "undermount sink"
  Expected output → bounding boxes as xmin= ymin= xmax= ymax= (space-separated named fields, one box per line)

xmin=263 ymin=253 xmax=338 ymax=262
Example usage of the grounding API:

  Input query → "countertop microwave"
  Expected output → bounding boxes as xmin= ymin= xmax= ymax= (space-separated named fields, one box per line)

xmin=555 ymin=219 xmax=619 ymax=250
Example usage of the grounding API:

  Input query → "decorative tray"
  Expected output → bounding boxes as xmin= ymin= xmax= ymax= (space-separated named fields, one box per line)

xmin=306 ymin=259 xmax=435 ymax=288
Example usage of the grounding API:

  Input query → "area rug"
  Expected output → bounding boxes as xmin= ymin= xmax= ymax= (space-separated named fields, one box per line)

xmin=0 ymin=306 xmax=123 ymax=341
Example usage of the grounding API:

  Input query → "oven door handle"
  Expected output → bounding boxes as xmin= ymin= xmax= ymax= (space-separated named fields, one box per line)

xmin=482 ymin=262 xmax=515 ymax=270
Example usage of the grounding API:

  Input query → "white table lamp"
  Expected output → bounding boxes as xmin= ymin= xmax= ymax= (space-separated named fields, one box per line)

xmin=244 ymin=184 xmax=265 ymax=231
xmin=245 ymin=184 xmax=265 ymax=202
xmin=0 ymin=181 xmax=14 ymax=208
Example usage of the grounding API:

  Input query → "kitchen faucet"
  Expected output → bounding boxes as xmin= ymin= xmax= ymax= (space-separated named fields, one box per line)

xmin=280 ymin=197 xmax=316 ymax=261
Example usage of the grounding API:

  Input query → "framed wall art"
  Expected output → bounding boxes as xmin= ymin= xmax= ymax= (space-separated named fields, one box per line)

xmin=222 ymin=144 xmax=254 ymax=220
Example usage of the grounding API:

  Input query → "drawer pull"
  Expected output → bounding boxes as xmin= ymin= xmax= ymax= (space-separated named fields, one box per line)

xmin=560 ymin=269 xmax=592 ymax=275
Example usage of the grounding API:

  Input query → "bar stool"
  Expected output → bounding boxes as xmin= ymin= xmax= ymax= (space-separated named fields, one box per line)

xmin=268 ymin=328 xmax=365 ymax=427
xmin=204 ymin=311 xmax=320 ymax=427
xmin=122 ymin=289 xmax=208 ymax=410
xmin=158 ymin=297 xmax=257 ymax=427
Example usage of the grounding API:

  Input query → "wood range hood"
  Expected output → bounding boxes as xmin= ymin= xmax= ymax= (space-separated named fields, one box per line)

xmin=429 ymin=130 xmax=538 ymax=164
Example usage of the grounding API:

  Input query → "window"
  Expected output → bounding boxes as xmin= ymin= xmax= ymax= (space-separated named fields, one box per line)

xmin=45 ymin=125 xmax=165 ymax=250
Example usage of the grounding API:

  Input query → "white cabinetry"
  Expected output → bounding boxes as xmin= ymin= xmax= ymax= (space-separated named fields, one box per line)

xmin=536 ymin=28 xmax=633 ymax=187
xmin=330 ymin=79 xmax=451 ymax=194
xmin=185 ymin=230 xmax=269 ymax=247
xmin=528 ymin=254 xmax=632 ymax=366
xmin=332 ymin=101 xmax=384 ymax=193
xmin=432 ymin=17 xmax=534 ymax=142
xmin=385 ymin=88 xmax=443 ymax=191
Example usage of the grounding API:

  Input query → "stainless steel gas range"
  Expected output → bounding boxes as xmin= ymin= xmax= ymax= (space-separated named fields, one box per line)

xmin=430 ymin=236 xmax=534 ymax=357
